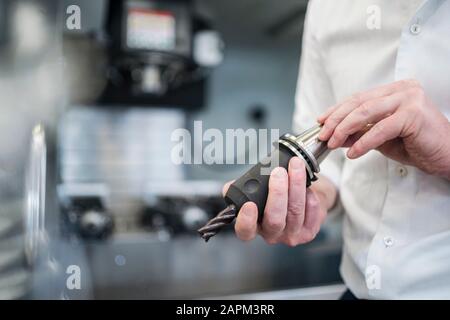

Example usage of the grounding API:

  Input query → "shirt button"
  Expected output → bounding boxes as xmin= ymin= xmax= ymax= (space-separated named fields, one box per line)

xmin=384 ymin=236 xmax=395 ymax=248
xmin=396 ymin=165 xmax=408 ymax=177
xmin=410 ymin=23 xmax=421 ymax=35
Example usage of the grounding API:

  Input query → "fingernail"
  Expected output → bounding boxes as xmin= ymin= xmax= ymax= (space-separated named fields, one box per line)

xmin=328 ymin=136 xmax=336 ymax=148
xmin=290 ymin=157 xmax=304 ymax=170
xmin=318 ymin=129 xmax=327 ymax=140
xmin=241 ymin=202 xmax=253 ymax=216
xmin=347 ymin=148 xmax=356 ymax=159
xmin=272 ymin=167 xmax=286 ymax=178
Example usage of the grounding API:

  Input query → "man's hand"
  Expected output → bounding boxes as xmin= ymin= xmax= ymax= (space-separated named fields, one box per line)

xmin=318 ymin=79 xmax=450 ymax=179
xmin=223 ymin=157 xmax=337 ymax=246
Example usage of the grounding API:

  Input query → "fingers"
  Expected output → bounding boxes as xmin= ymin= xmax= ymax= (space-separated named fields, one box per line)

xmin=261 ymin=167 xmax=289 ymax=241
xmin=301 ymin=190 xmax=326 ymax=240
xmin=353 ymin=79 xmax=419 ymax=102
xmin=319 ymin=79 xmax=419 ymax=142
xmin=317 ymin=103 xmax=341 ymax=123
xmin=342 ymin=131 xmax=366 ymax=148
xmin=234 ymin=162 xmax=327 ymax=247
xmin=347 ymin=113 xmax=405 ymax=159
xmin=284 ymin=157 xmax=307 ymax=239
xmin=319 ymin=95 xmax=362 ymax=141
xmin=234 ymin=202 xmax=258 ymax=241
xmin=327 ymin=93 xmax=402 ymax=149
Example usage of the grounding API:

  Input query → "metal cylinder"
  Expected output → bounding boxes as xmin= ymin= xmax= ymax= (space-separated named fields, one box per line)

xmin=278 ymin=124 xmax=329 ymax=183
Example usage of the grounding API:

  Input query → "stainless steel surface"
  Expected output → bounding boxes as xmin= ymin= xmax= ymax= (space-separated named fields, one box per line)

xmin=144 ymin=180 xmax=223 ymax=198
xmin=58 ymin=107 xmax=187 ymax=232
xmin=86 ymin=233 xmax=342 ymax=299
xmin=58 ymin=107 xmax=185 ymax=189
xmin=294 ymin=125 xmax=330 ymax=169
xmin=209 ymin=283 xmax=346 ymax=300
xmin=25 ymin=124 xmax=47 ymax=266
xmin=279 ymin=125 xmax=330 ymax=182
xmin=0 ymin=0 xmax=63 ymax=299
xmin=278 ymin=136 xmax=315 ymax=180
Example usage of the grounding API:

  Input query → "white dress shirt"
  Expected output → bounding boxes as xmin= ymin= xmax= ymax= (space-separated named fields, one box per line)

xmin=293 ymin=0 xmax=450 ymax=299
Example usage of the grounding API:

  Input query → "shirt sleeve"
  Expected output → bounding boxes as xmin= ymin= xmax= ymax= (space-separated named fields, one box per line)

xmin=292 ymin=0 xmax=345 ymax=189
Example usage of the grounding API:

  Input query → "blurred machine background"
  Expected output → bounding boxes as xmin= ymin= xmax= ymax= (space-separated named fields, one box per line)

xmin=0 ymin=0 xmax=344 ymax=299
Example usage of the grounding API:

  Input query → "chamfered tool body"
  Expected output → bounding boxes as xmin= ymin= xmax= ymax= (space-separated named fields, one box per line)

xmin=198 ymin=125 xmax=330 ymax=242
